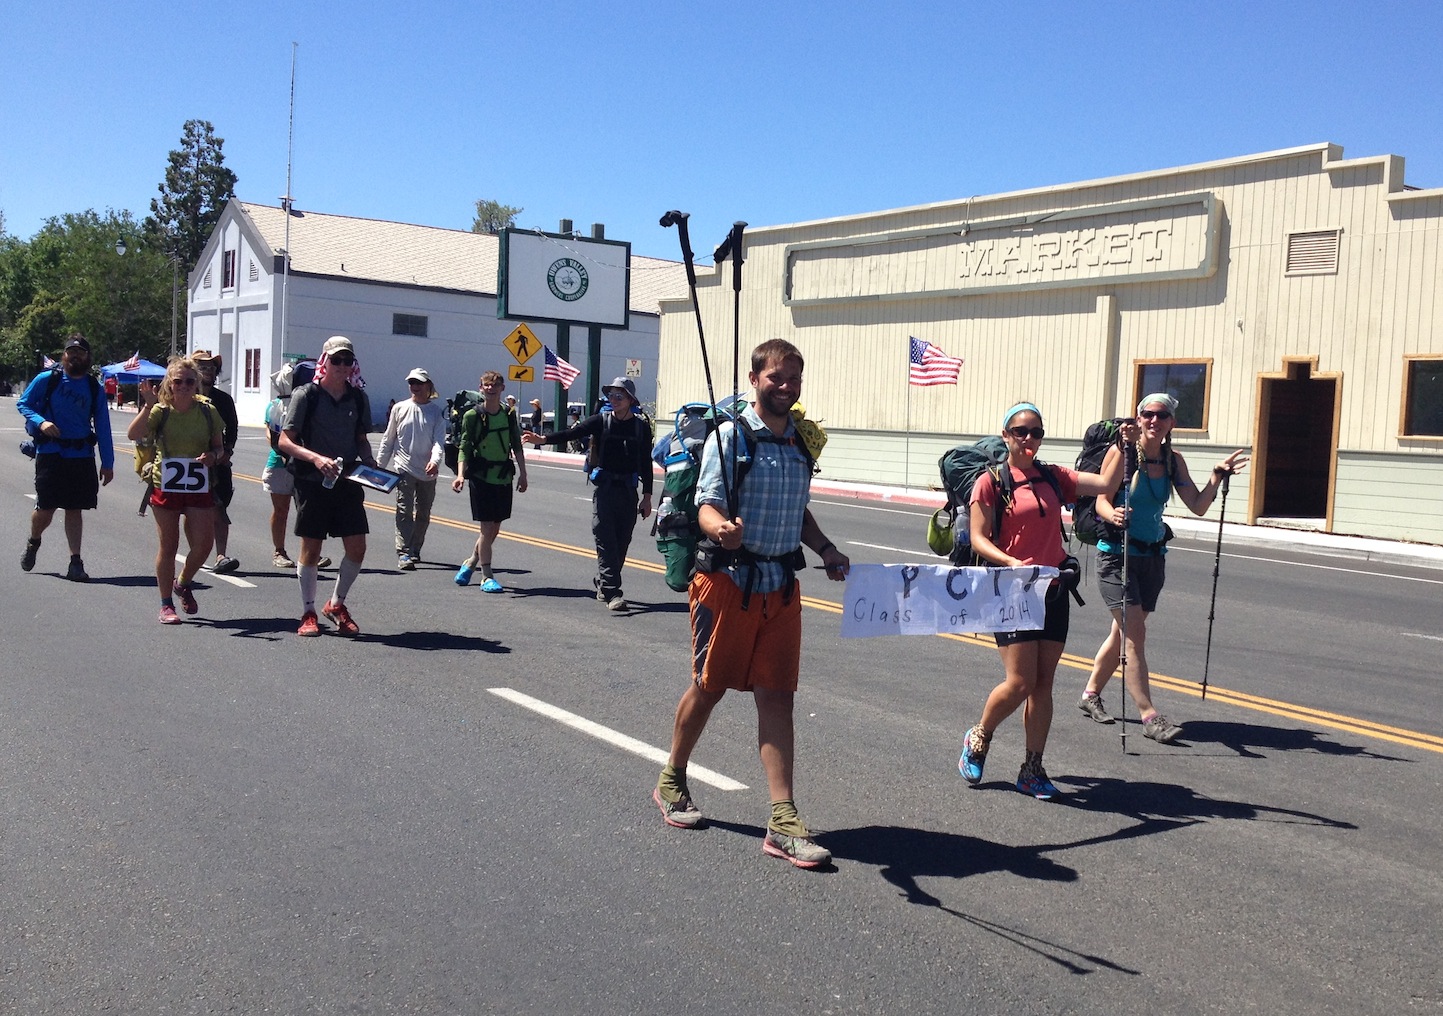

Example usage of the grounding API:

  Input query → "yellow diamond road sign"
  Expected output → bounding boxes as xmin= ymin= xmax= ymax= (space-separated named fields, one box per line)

xmin=503 ymin=323 xmax=540 ymax=365
xmin=508 ymin=364 xmax=535 ymax=383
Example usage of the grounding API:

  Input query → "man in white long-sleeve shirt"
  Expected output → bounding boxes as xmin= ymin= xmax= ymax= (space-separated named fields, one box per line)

xmin=377 ymin=367 xmax=447 ymax=569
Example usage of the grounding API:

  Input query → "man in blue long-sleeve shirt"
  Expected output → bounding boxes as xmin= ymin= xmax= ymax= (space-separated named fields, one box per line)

xmin=17 ymin=334 xmax=114 ymax=581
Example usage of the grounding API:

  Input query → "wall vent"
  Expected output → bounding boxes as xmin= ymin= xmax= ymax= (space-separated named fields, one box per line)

xmin=1285 ymin=229 xmax=1341 ymax=276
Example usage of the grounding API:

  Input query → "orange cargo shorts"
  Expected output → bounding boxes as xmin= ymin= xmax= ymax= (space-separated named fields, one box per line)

xmin=689 ymin=570 xmax=802 ymax=693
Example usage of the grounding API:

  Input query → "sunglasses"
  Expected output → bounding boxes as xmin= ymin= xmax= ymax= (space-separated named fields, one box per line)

xmin=1139 ymin=409 xmax=1173 ymax=421
xmin=407 ymin=379 xmax=426 ymax=387
xmin=172 ymin=377 xmax=198 ymax=388
xmin=1007 ymin=426 xmax=1045 ymax=440
xmin=329 ymin=355 xmax=355 ymax=366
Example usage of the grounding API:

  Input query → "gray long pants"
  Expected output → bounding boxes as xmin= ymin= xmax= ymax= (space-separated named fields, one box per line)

xmin=394 ymin=474 xmax=438 ymax=557
xmin=592 ymin=482 xmax=639 ymax=599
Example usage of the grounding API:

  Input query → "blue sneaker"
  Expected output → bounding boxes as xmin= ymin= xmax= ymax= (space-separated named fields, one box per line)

xmin=1016 ymin=764 xmax=1059 ymax=800
xmin=480 ymin=577 xmax=503 ymax=593
xmin=958 ymin=725 xmax=990 ymax=784
xmin=454 ymin=563 xmax=474 ymax=586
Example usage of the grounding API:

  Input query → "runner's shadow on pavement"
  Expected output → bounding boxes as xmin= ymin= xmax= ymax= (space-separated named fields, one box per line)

xmin=821 ymin=822 xmax=1163 ymax=975
xmin=1058 ymin=775 xmax=1358 ymax=829
xmin=613 ymin=600 xmax=690 ymax=616
xmin=1161 ymin=719 xmax=1412 ymax=762
xmin=69 ymin=575 xmax=157 ymax=589
xmin=197 ymin=618 xmax=509 ymax=652
xmin=504 ymin=585 xmax=613 ymax=602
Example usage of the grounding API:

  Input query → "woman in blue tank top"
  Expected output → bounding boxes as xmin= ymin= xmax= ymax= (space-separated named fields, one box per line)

xmin=1076 ymin=394 xmax=1249 ymax=744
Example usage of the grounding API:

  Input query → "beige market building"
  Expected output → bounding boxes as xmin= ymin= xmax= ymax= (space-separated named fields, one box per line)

xmin=657 ymin=142 xmax=1443 ymax=546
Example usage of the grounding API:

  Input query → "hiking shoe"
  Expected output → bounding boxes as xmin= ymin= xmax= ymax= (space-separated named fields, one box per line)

xmin=959 ymin=725 xmax=990 ymax=784
xmin=1142 ymin=714 xmax=1183 ymax=744
xmin=21 ymin=538 xmax=40 ymax=572
xmin=606 ymin=595 xmax=628 ymax=611
xmin=65 ymin=557 xmax=90 ymax=582
xmin=454 ymin=563 xmax=474 ymax=586
xmin=1016 ymin=763 xmax=1060 ymax=800
xmin=762 ymin=829 xmax=832 ymax=869
xmin=317 ymin=556 xmax=332 ymax=569
xmin=652 ymin=787 xmax=704 ymax=829
xmin=158 ymin=604 xmax=182 ymax=625
xmin=297 ymin=611 xmax=322 ymax=637
xmin=480 ymin=577 xmax=503 ymax=593
xmin=1078 ymin=692 xmax=1116 ymax=724
xmin=322 ymin=599 xmax=360 ymax=636
xmin=213 ymin=555 xmax=240 ymax=574
xmin=398 ymin=554 xmax=416 ymax=571
xmin=273 ymin=551 xmax=296 ymax=569
xmin=173 ymin=581 xmax=198 ymax=615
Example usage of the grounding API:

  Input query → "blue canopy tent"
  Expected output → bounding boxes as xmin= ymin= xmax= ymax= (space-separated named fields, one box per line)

xmin=100 ymin=358 xmax=167 ymax=384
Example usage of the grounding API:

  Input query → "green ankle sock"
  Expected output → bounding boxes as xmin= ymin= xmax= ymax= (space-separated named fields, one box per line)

xmin=769 ymin=799 xmax=808 ymax=837
xmin=657 ymin=763 xmax=686 ymax=804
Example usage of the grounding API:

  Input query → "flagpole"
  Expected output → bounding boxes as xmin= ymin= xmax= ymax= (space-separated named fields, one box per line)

xmin=905 ymin=358 xmax=912 ymax=490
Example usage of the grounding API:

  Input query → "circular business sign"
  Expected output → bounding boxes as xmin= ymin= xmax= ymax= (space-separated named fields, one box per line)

xmin=547 ymin=258 xmax=589 ymax=302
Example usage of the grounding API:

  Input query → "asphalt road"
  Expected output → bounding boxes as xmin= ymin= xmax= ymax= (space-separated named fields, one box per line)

xmin=2 ymin=412 xmax=1440 ymax=1015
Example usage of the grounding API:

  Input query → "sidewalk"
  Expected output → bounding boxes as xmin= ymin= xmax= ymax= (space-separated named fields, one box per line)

xmin=526 ymin=447 xmax=1443 ymax=571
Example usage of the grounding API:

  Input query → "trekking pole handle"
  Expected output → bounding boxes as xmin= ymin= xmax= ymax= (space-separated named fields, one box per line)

xmin=660 ymin=210 xmax=696 ymax=287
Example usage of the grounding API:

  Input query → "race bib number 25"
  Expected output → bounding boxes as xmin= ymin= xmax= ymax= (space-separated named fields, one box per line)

xmin=158 ymin=456 xmax=211 ymax=494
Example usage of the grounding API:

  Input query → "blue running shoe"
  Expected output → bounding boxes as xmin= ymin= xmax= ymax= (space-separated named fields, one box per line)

xmin=480 ymin=577 xmax=503 ymax=593
xmin=959 ymin=725 xmax=990 ymax=784
xmin=1016 ymin=764 xmax=1059 ymax=800
xmin=454 ymin=563 xmax=474 ymax=586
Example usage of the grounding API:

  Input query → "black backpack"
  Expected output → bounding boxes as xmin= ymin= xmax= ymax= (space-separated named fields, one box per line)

xmin=19 ymin=368 xmax=103 ymax=458
xmin=1071 ymin=419 xmax=1174 ymax=546
xmin=444 ymin=390 xmax=485 ymax=474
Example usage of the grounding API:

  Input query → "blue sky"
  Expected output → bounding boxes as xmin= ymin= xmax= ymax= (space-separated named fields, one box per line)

xmin=3 ymin=1 xmax=1441 ymax=261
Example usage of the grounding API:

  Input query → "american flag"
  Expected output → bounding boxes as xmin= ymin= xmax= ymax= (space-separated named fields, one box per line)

xmin=122 ymin=350 xmax=142 ymax=371
xmin=542 ymin=346 xmax=580 ymax=388
xmin=908 ymin=336 xmax=963 ymax=387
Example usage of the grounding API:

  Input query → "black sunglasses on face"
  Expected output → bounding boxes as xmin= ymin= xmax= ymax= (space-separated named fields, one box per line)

xmin=1007 ymin=426 xmax=1045 ymax=440
xmin=329 ymin=355 xmax=355 ymax=365
xmin=1139 ymin=409 xmax=1173 ymax=421
xmin=407 ymin=380 xmax=425 ymax=386
xmin=172 ymin=377 xmax=198 ymax=387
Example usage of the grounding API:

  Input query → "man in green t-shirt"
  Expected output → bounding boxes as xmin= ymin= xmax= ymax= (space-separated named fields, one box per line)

xmin=451 ymin=370 xmax=528 ymax=592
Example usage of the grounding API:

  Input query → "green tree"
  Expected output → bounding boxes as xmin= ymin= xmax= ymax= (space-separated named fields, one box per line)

xmin=145 ymin=119 xmax=238 ymax=271
xmin=0 ymin=209 xmax=173 ymax=379
xmin=471 ymin=198 xmax=523 ymax=234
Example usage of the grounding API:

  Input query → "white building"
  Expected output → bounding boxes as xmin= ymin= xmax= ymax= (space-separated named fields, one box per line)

xmin=658 ymin=143 xmax=1443 ymax=545
xmin=188 ymin=201 xmax=687 ymax=426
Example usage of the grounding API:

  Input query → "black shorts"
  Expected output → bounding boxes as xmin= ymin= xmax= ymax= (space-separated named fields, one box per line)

xmin=212 ymin=463 xmax=235 ymax=511
xmin=34 ymin=453 xmax=99 ymax=511
xmin=994 ymin=584 xmax=1071 ymax=646
xmin=293 ymin=478 xmax=369 ymax=540
xmin=1098 ymin=552 xmax=1166 ymax=612
xmin=468 ymin=480 xmax=514 ymax=523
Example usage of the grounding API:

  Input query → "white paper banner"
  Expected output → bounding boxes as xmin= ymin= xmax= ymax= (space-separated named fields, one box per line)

xmin=840 ymin=563 xmax=1058 ymax=638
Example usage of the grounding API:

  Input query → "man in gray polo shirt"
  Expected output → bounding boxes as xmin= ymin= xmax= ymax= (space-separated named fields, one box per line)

xmin=278 ymin=336 xmax=379 ymax=637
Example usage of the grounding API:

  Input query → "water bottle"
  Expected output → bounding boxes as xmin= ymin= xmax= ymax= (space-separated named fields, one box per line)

xmin=322 ymin=456 xmax=344 ymax=489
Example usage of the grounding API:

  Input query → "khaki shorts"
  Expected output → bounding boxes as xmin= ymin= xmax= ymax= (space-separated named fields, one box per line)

xmin=689 ymin=571 xmax=802 ymax=693
xmin=262 ymin=462 xmax=295 ymax=497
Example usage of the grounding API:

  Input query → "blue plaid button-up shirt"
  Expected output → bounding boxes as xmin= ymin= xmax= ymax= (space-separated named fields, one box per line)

xmin=696 ymin=403 xmax=812 ymax=594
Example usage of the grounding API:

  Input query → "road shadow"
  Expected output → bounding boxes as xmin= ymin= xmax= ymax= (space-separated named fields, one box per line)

xmin=196 ymin=617 xmax=509 ymax=652
xmin=1057 ymin=775 xmax=1358 ymax=829
xmin=504 ymin=585 xmax=610 ymax=602
xmin=820 ymin=821 xmax=1170 ymax=975
xmin=1161 ymin=719 xmax=1412 ymax=762
xmin=62 ymin=574 xmax=156 ymax=589
xmin=611 ymin=599 xmax=690 ymax=616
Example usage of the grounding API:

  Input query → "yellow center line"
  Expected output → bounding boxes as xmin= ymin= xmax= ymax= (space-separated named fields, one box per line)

xmin=233 ymin=473 xmax=1442 ymax=756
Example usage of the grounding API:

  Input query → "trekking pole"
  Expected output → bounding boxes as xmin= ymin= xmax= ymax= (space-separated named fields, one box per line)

xmin=660 ymin=210 xmax=733 ymax=510
xmin=1117 ymin=435 xmax=1136 ymax=754
xmin=1200 ymin=469 xmax=1231 ymax=701
xmin=715 ymin=221 xmax=747 ymax=515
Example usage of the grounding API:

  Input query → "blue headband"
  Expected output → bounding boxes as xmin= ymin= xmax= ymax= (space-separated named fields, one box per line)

xmin=1003 ymin=402 xmax=1043 ymax=429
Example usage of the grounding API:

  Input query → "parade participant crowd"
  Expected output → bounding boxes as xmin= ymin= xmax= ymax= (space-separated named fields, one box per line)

xmin=16 ymin=329 xmax=1258 ymax=866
